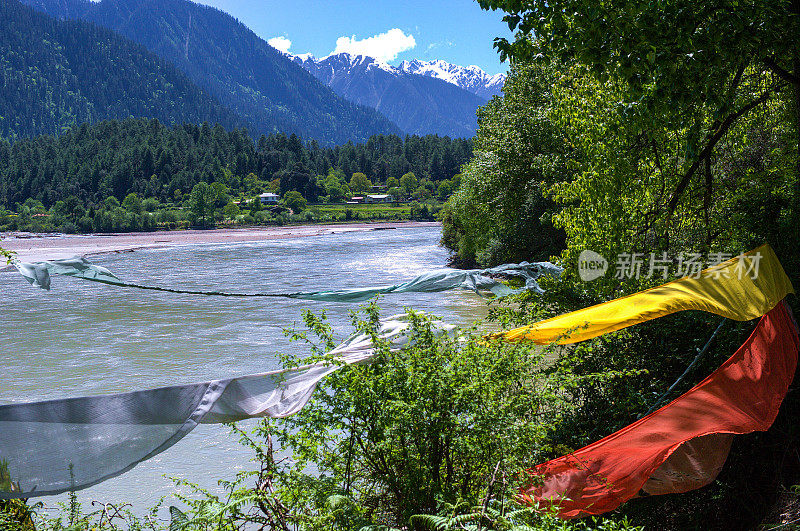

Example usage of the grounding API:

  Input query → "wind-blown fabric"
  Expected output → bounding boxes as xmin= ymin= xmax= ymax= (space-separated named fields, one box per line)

xmin=11 ymin=257 xmax=562 ymax=301
xmin=0 ymin=315 xmax=452 ymax=499
xmin=523 ymin=301 xmax=799 ymax=518
xmin=497 ymin=244 xmax=793 ymax=344
xmin=12 ymin=257 xmax=120 ymax=291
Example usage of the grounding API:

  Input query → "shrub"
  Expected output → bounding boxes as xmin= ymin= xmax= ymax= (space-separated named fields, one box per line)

xmin=162 ymin=304 xmax=646 ymax=529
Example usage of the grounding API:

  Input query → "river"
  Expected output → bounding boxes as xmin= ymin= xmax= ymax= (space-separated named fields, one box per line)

xmin=0 ymin=226 xmax=491 ymax=511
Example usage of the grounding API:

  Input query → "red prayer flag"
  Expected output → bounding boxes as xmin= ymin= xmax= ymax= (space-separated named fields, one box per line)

xmin=522 ymin=301 xmax=799 ymax=518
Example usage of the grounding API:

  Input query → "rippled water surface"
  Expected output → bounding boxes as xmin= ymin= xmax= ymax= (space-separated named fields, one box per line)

xmin=1 ymin=226 xmax=490 ymax=509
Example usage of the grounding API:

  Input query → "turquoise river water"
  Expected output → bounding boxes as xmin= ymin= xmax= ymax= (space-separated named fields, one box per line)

xmin=0 ymin=226 xmax=491 ymax=512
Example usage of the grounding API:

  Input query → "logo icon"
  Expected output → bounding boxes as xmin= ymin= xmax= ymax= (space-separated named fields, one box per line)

xmin=578 ymin=250 xmax=608 ymax=281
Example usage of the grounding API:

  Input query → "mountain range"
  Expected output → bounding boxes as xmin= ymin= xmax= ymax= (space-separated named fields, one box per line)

xmin=398 ymin=59 xmax=505 ymax=101
xmin=18 ymin=0 xmax=401 ymax=144
xmin=14 ymin=0 xmax=506 ymax=142
xmin=291 ymin=53 xmax=490 ymax=138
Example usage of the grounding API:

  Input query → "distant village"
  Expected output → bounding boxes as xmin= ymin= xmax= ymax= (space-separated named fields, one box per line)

xmin=257 ymin=185 xmax=397 ymax=206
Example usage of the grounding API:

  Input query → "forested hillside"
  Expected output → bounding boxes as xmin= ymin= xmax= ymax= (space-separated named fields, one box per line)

xmin=0 ymin=0 xmax=243 ymax=139
xmin=0 ymin=118 xmax=471 ymax=208
xmin=21 ymin=0 xmax=403 ymax=144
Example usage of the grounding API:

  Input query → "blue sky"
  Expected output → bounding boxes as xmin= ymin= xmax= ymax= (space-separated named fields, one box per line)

xmin=193 ymin=0 xmax=512 ymax=74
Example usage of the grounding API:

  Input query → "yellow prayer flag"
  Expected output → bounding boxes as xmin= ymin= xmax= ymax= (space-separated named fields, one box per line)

xmin=495 ymin=244 xmax=794 ymax=345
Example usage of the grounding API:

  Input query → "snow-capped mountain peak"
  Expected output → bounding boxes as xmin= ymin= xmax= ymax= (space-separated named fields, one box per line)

xmin=293 ymin=52 xmax=315 ymax=62
xmin=289 ymin=51 xmax=400 ymax=78
xmin=398 ymin=59 xmax=505 ymax=100
xmin=286 ymin=52 xmax=486 ymax=138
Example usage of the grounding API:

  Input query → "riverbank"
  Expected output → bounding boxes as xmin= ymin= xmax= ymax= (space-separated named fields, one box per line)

xmin=0 ymin=221 xmax=441 ymax=263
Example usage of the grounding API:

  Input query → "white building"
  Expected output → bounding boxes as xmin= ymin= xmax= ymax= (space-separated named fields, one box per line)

xmin=259 ymin=192 xmax=280 ymax=204
xmin=365 ymin=194 xmax=393 ymax=204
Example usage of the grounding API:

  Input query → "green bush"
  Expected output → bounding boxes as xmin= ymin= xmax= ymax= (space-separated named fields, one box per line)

xmin=152 ymin=303 xmax=647 ymax=530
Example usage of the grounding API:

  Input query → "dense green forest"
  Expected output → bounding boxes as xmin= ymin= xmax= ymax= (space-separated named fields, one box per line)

xmin=20 ymin=0 xmax=404 ymax=144
xmin=0 ymin=119 xmax=470 ymax=232
xmin=0 ymin=0 xmax=244 ymax=139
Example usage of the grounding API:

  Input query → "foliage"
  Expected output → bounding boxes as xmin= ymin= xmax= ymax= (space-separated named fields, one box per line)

xmin=34 ymin=494 xmax=161 ymax=530
xmin=278 ymin=164 xmax=323 ymax=203
xmin=0 ymin=118 xmax=470 ymax=215
xmin=187 ymin=182 xmax=216 ymax=227
xmin=0 ymin=459 xmax=37 ymax=531
xmin=324 ymin=169 xmax=352 ymax=202
xmin=283 ymin=191 xmax=308 ymax=213
xmin=443 ymin=39 xmax=797 ymax=280
xmin=477 ymin=0 xmax=800 ymax=273
xmin=477 ymin=0 xmax=800 ymax=173
xmin=399 ymin=172 xmax=419 ymax=195
xmin=543 ymin=66 xmax=795 ymax=291
xmin=222 ymin=201 xmax=240 ymax=221
xmin=122 ymin=193 xmax=143 ymax=215
xmin=0 ymin=117 xmax=469 ymax=233
xmin=478 ymin=0 xmax=799 ymax=115
xmin=349 ymin=172 xmax=372 ymax=195
xmin=408 ymin=495 xmax=642 ymax=531
xmin=440 ymin=59 xmax=566 ymax=267
xmin=0 ymin=246 xmax=15 ymax=265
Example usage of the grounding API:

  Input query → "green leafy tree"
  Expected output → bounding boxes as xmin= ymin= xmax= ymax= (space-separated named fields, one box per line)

xmin=249 ymin=196 xmax=263 ymax=213
xmin=142 ymin=197 xmax=159 ymax=212
xmin=479 ymin=0 xmax=800 ymax=243
xmin=324 ymin=169 xmax=349 ymax=202
xmin=348 ymin=172 xmax=372 ymax=194
xmin=441 ymin=59 xmax=566 ymax=266
xmin=399 ymin=172 xmax=418 ymax=195
xmin=283 ymin=190 xmax=307 ymax=213
xmin=210 ymin=182 xmax=231 ymax=208
xmin=436 ymin=180 xmax=454 ymax=201
xmin=122 ymin=192 xmax=143 ymax=214
xmin=223 ymin=201 xmax=240 ymax=220
xmin=243 ymin=172 xmax=262 ymax=194
xmin=188 ymin=182 xmax=216 ymax=227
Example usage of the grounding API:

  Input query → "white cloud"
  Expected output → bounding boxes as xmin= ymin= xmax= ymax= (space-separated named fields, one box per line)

xmin=330 ymin=28 xmax=416 ymax=63
xmin=268 ymin=36 xmax=292 ymax=53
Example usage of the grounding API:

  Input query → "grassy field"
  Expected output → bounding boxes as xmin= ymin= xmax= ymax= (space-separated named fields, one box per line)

xmin=311 ymin=203 xmax=415 ymax=216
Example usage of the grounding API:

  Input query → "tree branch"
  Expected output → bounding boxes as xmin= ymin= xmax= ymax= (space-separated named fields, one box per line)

xmin=764 ymin=57 xmax=800 ymax=85
xmin=665 ymin=86 xmax=781 ymax=217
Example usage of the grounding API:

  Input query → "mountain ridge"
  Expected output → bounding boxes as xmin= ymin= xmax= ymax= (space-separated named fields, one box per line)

xmin=291 ymin=52 xmax=485 ymax=138
xmin=398 ymin=59 xmax=505 ymax=100
xmin=0 ymin=0 xmax=245 ymax=139
xmin=20 ymin=0 xmax=403 ymax=145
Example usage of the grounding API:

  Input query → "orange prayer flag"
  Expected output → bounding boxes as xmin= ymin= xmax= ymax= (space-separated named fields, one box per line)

xmin=522 ymin=302 xmax=799 ymax=518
